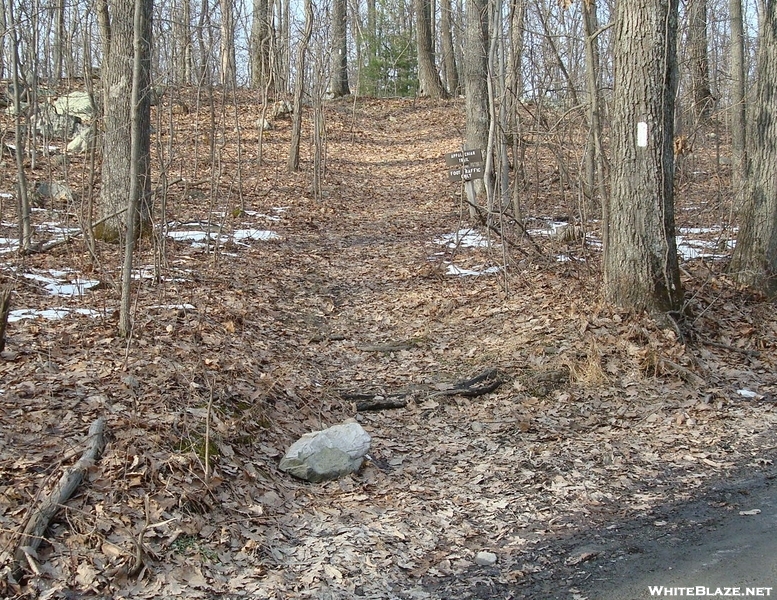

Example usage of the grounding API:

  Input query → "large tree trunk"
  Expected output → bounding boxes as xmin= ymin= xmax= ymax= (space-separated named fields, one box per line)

xmin=464 ymin=0 xmax=489 ymax=219
xmin=95 ymin=0 xmax=153 ymax=242
xmin=329 ymin=0 xmax=350 ymax=97
xmin=687 ymin=0 xmax=714 ymax=121
xmin=415 ymin=0 xmax=447 ymax=98
xmin=250 ymin=0 xmax=273 ymax=90
xmin=731 ymin=0 xmax=777 ymax=295
xmin=604 ymin=0 xmax=682 ymax=314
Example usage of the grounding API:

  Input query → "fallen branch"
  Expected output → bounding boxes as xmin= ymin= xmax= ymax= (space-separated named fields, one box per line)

xmin=348 ymin=369 xmax=505 ymax=411
xmin=0 ymin=286 xmax=11 ymax=353
xmin=13 ymin=417 xmax=106 ymax=579
xmin=700 ymin=338 xmax=762 ymax=358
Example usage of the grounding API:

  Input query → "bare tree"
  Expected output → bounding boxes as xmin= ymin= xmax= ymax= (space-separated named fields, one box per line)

xmin=464 ymin=0 xmax=489 ymax=218
xmin=94 ymin=0 xmax=153 ymax=243
xmin=687 ymin=0 xmax=714 ymax=121
xmin=415 ymin=0 xmax=447 ymax=97
xmin=730 ymin=0 xmax=777 ymax=295
xmin=729 ymin=0 xmax=746 ymax=208
xmin=288 ymin=0 xmax=313 ymax=171
xmin=250 ymin=0 xmax=273 ymax=89
xmin=219 ymin=0 xmax=237 ymax=87
xmin=440 ymin=0 xmax=459 ymax=95
xmin=604 ymin=0 xmax=683 ymax=314
xmin=7 ymin=0 xmax=32 ymax=252
xmin=329 ymin=0 xmax=350 ymax=96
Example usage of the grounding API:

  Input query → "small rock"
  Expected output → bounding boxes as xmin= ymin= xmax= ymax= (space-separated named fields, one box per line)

xmin=475 ymin=551 xmax=497 ymax=566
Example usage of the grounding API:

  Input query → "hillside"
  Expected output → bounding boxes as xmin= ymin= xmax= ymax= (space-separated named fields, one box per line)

xmin=1 ymin=95 xmax=776 ymax=599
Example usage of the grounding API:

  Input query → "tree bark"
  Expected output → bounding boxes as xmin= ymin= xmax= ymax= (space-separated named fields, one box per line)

xmin=604 ymin=0 xmax=682 ymax=314
xmin=729 ymin=0 xmax=746 ymax=210
xmin=415 ymin=0 xmax=447 ymax=98
xmin=464 ymin=0 xmax=489 ymax=218
xmin=731 ymin=0 xmax=777 ymax=295
xmin=329 ymin=0 xmax=350 ymax=97
xmin=175 ymin=0 xmax=193 ymax=84
xmin=582 ymin=0 xmax=608 ymax=209
xmin=250 ymin=0 xmax=273 ymax=89
xmin=95 ymin=0 xmax=152 ymax=242
xmin=687 ymin=0 xmax=714 ymax=121
xmin=288 ymin=0 xmax=312 ymax=171
xmin=219 ymin=0 xmax=237 ymax=87
xmin=440 ymin=0 xmax=459 ymax=95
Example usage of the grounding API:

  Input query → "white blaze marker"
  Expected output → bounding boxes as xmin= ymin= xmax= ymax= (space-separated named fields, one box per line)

xmin=637 ymin=121 xmax=648 ymax=147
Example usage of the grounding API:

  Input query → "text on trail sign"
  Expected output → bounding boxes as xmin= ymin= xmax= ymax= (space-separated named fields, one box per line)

xmin=445 ymin=149 xmax=483 ymax=166
xmin=448 ymin=164 xmax=484 ymax=182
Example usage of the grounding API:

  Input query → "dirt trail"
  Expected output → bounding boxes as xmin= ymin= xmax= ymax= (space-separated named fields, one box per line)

xmin=1 ymin=98 xmax=776 ymax=599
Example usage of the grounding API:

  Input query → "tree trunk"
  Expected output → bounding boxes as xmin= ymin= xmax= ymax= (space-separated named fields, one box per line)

xmin=730 ymin=0 xmax=777 ymax=295
xmin=440 ymin=0 xmax=459 ymax=95
xmin=219 ymin=0 xmax=236 ymax=87
xmin=95 ymin=0 xmax=153 ymax=242
xmin=119 ymin=0 xmax=151 ymax=337
xmin=464 ymin=0 xmax=489 ymax=218
xmin=329 ymin=0 xmax=350 ymax=97
xmin=604 ymin=0 xmax=682 ymax=314
xmin=288 ymin=0 xmax=312 ymax=171
xmin=175 ymin=0 xmax=193 ymax=84
xmin=415 ymin=0 xmax=447 ymax=98
xmin=687 ymin=0 xmax=714 ymax=121
xmin=582 ymin=0 xmax=607 ymax=210
xmin=8 ymin=0 xmax=32 ymax=252
xmin=53 ymin=0 xmax=65 ymax=81
xmin=250 ymin=0 xmax=273 ymax=89
xmin=729 ymin=0 xmax=746 ymax=210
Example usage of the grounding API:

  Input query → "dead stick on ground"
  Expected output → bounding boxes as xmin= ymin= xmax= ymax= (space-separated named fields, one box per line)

xmin=0 ymin=286 xmax=11 ymax=352
xmin=13 ymin=417 xmax=106 ymax=577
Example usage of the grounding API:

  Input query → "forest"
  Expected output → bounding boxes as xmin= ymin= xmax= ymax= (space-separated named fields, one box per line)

xmin=0 ymin=0 xmax=776 ymax=597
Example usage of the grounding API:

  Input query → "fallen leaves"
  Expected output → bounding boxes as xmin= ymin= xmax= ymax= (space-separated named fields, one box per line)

xmin=0 ymin=97 xmax=776 ymax=599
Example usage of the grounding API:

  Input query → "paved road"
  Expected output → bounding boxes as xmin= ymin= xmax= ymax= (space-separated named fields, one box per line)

xmin=569 ymin=472 xmax=777 ymax=600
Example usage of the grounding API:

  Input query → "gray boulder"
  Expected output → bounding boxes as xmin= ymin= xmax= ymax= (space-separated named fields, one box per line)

xmin=53 ymin=91 xmax=94 ymax=123
xmin=279 ymin=422 xmax=371 ymax=482
xmin=33 ymin=105 xmax=81 ymax=139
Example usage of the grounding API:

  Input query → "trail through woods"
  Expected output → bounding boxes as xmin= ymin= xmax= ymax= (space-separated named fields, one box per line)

xmin=1 ymin=96 xmax=776 ymax=599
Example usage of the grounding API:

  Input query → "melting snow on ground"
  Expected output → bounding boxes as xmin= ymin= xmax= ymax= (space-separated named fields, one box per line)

xmin=434 ymin=228 xmax=494 ymax=249
xmin=166 ymin=221 xmax=281 ymax=247
xmin=446 ymin=264 xmax=501 ymax=277
xmin=432 ymin=229 xmax=502 ymax=276
xmin=22 ymin=269 xmax=100 ymax=296
xmin=8 ymin=307 xmax=101 ymax=322
xmin=676 ymin=226 xmax=735 ymax=261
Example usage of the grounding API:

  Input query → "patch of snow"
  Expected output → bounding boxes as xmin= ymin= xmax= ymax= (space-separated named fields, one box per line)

xmin=166 ymin=223 xmax=280 ymax=246
xmin=232 ymin=229 xmax=281 ymax=242
xmin=243 ymin=210 xmax=282 ymax=222
xmin=9 ymin=307 xmax=101 ymax=322
xmin=435 ymin=228 xmax=492 ymax=249
xmin=446 ymin=264 xmax=501 ymax=277
xmin=23 ymin=270 xmax=100 ymax=297
xmin=676 ymin=237 xmax=734 ymax=261
xmin=0 ymin=238 xmax=19 ymax=254
xmin=527 ymin=221 xmax=569 ymax=237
